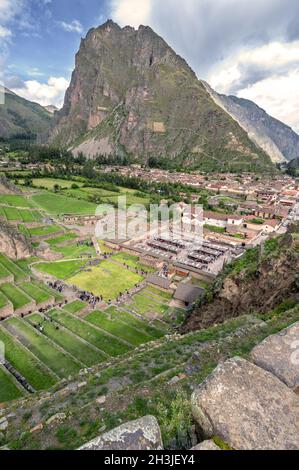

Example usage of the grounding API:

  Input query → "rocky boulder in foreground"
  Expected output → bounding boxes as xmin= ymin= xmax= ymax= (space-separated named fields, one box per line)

xmin=191 ymin=357 xmax=299 ymax=450
xmin=79 ymin=415 xmax=163 ymax=450
xmin=251 ymin=321 xmax=299 ymax=392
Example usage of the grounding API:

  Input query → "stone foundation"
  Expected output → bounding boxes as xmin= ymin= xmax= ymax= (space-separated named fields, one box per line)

xmin=0 ymin=274 xmax=14 ymax=286
xmin=0 ymin=302 xmax=13 ymax=319
xmin=14 ymin=301 xmax=37 ymax=317
xmin=36 ymin=297 xmax=55 ymax=311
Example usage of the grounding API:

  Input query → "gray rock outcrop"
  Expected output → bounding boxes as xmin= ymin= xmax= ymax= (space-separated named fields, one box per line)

xmin=79 ymin=415 xmax=163 ymax=450
xmin=191 ymin=440 xmax=220 ymax=450
xmin=251 ymin=321 xmax=299 ymax=391
xmin=191 ymin=357 xmax=299 ymax=450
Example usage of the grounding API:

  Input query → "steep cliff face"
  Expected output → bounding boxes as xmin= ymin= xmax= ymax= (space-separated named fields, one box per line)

xmin=183 ymin=233 xmax=299 ymax=332
xmin=203 ymin=81 xmax=299 ymax=163
xmin=49 ymin=20 xmax=272 ymax=172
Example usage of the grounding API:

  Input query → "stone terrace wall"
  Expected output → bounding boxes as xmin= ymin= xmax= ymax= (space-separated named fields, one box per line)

xmin=0 ymin=302 xmax=14 ymax=319
xmin=14 ymin=300 xmax=36 ymax=317
xmin=0 ymin=274 xmax=14 ymax=286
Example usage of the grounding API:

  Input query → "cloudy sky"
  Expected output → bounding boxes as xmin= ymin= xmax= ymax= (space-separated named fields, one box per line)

xmin=1 ymin=0 xmax=299 ymax=132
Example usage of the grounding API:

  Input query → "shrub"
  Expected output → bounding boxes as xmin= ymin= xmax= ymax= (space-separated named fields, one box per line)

xmin=157 ymin=391 xmax=192 ymax=449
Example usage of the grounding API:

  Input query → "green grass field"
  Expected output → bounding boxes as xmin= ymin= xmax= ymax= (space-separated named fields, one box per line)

xmin=27 ymin=314 xmax=105 ymax=367
xmin=145 ymin=286 xmax=173 ymax=300
xmin=0 ymin=254 xmax=28 ymax=282
xmin=86 ymin=310 xmax=152 ymax=346
xmin=130 ymin=292 xmax=169 ymax=316
xmin=33 ymin=281 xmax=64 ymax=302
xmin=28 ymin=225 xmax=63 ymax=237
xmin=50 ymin=309 xmax=131 ymax=356
xmin=0 ymin=195 xmax=34 ymax=208
xmin=20 ymin=282 xmax=52 ymax=304
xmin=64 ymin=186 xmax=150 ymax=207
xmin=32 ymin=193 xmax=97 ymax=215
xmin=3 ymin=207 xmax=19 ymax=221
xmin=19 ymin=209 xmax=42 ymax=223
xmin=130 ymin=289 xmax=168 ymax=315
xmin=105 ymin=306 xmax=165 ymax=339
xmin=53 ymin=242 xmax=95 ymax=259
xmin=68 ymin=260 xmax=144 ymax=301
xmin=0 ymin=283 xmax=32 ymax=310
xmin=0 ymin=327 xmax=57 ymax=390
xmin=1 ymin=207 xmax=42 ymax=223
xmin=0 ymin=262 xmax=11 ymax=280
xmin=111 ymin=252 xmax=155 ymax=273
xmin=63 ymin=300 xmax=87 ymax=314
xmin=0 ymin=365 xmax=24 ymax=402
xmin=47 ymin=233 xmax=78 ymax=246
xmin=32 ymin=178 xmax=84 ymax=190
xmin=97 ymin=240 xmax=115 ymax=254
xmin=35 ymin=259 xmax=87 ymax=280
xmin=0 ymin=291 xmax=9 ymax=309
xmin=5 ymin=317 xmax=80 ymax=378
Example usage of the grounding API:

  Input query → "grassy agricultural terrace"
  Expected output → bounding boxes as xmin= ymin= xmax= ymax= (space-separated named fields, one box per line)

xmin=0 ymin=297 xmax=167 ymax=403
xmin=0 ymin=239 xmax=174 ymax=404
xmin=34 ymin=251 xmax=156 ymax=302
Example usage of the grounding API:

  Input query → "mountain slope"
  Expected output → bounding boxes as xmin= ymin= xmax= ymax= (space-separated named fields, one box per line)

xmin=202 ymin=81 xmax=299 ymax=163
xmin=0 ymin=87 xmax=52 ymax=140
xmin=44 ymin=105 xmax=58 ymax=114
xmin=182 ymin=232 xmax=299 ymax=332
xmin=48 ymin=20 xmax=273 ymax=172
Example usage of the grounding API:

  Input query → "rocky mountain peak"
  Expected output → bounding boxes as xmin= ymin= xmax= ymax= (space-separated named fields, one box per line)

xmin=48 ymin=21 xmax=272 ymax=172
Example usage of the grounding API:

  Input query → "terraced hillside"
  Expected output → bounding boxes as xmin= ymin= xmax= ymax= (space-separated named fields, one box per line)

xmin=0 ymin=243 xmax=172 ymax=404
xmin=0 ymin=302 xmax=298 ymax=450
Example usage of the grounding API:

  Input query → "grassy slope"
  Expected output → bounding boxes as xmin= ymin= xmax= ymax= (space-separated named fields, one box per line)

xmin=0 ymin=92 xmax=52 ymax=139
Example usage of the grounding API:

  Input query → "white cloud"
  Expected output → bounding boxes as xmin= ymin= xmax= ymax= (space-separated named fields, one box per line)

xmin=207 ymin=40 xmax=299 ymax=132
xmin=0 ymin=25 xmax=12 ymax=38
xmin=11 ymin=76 xmax=69 ymax=107
xmin=26 ymin=67 xmax=44 ymax=77
xmin=58 ymin=19 xmax=83 ymax=34
xmin=0 ymin=0 xmax=24 ymax=23
xmin=209 ymin=40 xmax=299 ymax=94
xmin=111 ymin=0 xmax=151 ymax=28
xmin=237 ymin=70 xmax=299 ymax=133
